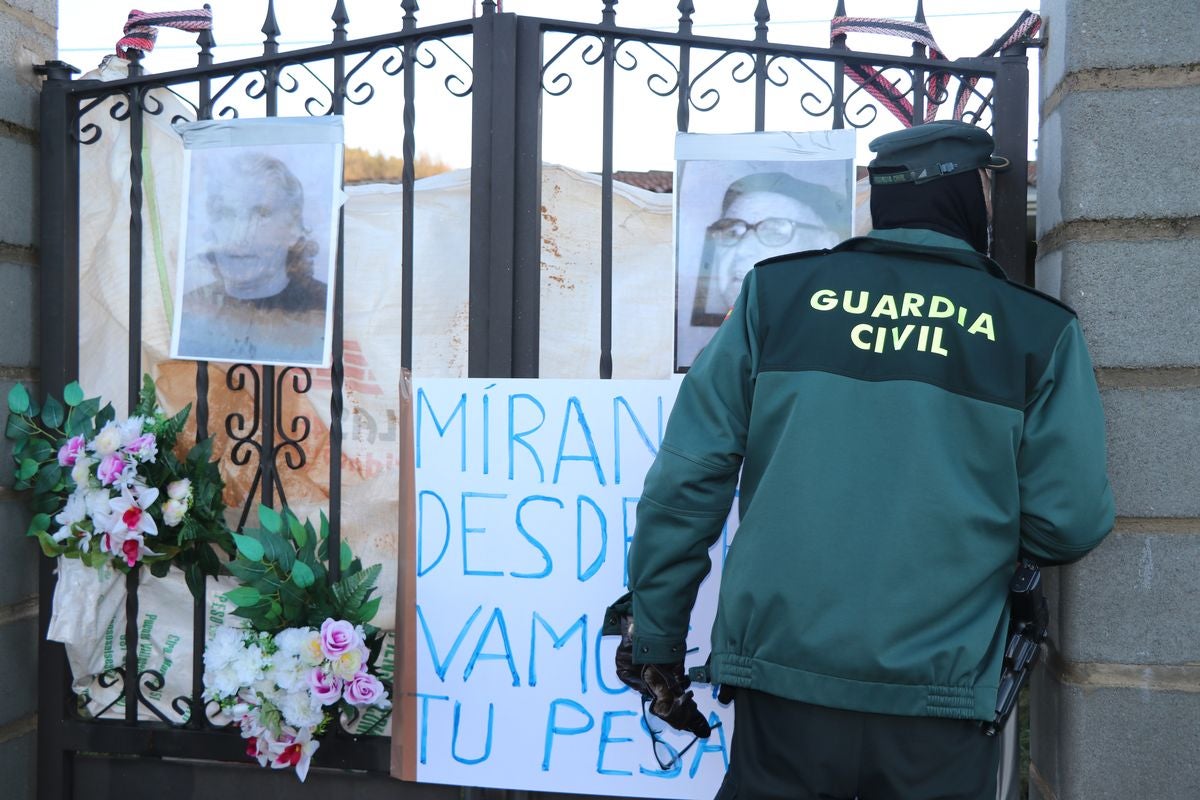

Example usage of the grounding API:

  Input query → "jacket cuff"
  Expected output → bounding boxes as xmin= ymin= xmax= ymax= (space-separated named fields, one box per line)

xmin=631 ymin=632 xmax=687 ymax=664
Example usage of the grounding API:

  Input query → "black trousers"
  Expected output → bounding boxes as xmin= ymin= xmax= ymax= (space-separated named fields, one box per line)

xmin=714 ymin=689 xmax=1000 ymax=800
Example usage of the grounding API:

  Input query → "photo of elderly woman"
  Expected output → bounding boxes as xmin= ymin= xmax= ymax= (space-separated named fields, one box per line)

xmin=171 ymin=117 xmax=342 ymax=367
xmin=675 ymin=131 xmax=856 ymax=369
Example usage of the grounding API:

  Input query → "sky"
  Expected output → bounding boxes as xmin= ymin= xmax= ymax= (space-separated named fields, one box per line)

xmin=57 ymin=0 xmax=1042 ymax=171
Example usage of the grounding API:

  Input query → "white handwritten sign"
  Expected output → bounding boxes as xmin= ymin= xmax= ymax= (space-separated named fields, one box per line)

xmin=403 ymin=378 xmax=736 ymax=798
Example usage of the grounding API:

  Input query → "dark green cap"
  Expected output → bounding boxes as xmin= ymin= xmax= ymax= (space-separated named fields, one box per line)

xmin=868 ymin=120 xmax=1011 ymax=186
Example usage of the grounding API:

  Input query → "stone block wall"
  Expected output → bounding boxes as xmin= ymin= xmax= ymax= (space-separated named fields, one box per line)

xmin=1032 ymin=2 xmax=1200 ymax=798
xmin=0 ymin=1 xmax=56 ymax=798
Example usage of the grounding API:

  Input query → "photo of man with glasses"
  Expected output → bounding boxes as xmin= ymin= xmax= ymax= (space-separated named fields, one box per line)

xmin=675 ymin=137 xmax=856 ymax=369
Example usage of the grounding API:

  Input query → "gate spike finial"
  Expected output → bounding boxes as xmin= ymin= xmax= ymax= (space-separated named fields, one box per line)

xmin=261 ymin=1 xmax=280 ymax=52
xmin=402 ymin=0 xmax=419 ymax=31
xmin=754 ymin=0 xmax=770 ymax=42
xmin=834 ymin=0 xmax=847 ymax=17
xmin=677 ymin=0 xmax=694 ymax=35
xmin=602 ymin=0 xmax=617 ymax=27
xmin=914 ymin=0 xmax=926 ymax=23
xmin=198 ymin=3 xmax=215 ymax=61
xmin=332 ymin=0 xmax=349 ymax=32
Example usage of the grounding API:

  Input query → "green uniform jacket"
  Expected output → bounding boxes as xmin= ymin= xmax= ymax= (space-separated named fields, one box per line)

xmin=628 ymin=228 xmax=1114 ymax=721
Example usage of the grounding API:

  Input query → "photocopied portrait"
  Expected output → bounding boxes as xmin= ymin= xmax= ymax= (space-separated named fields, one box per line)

xmin=675 ymin=131 xmax=856 ymax=369
xmin=170 ymin=116 xmax=344 ymax=367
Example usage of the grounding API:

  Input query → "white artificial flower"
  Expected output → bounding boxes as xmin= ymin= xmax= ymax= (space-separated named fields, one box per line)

xmin=167 ymin=478 xmax=192 ymax=501
xmin=204 ymin=627 xmax=246 ymax=670
xmin=273 ymin=627 xmax=309 ymax=657
xmin=329 ymin=648 xmax=365 ymax=681
xmin=277 ymin=690 xmax=326 ymax=730
xmin=162 ymin=498 xmax=186 ymax=527
xmin=90 ymin=422 xmax=123 ymax=457
xmin=270 ymin=653 xmax=310 ymax=694
xmin=70 ymin=456 xmax=94 ymax=488
xmin=118 ymin=415 xmax=146 ymax=446
xmin=299 ymin=631 xmax=325 ymax=667
xmin=55 ymin=492 xmax=88 ymax=528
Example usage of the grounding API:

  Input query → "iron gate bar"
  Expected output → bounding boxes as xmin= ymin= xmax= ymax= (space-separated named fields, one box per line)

xmin=599 ymin=21 xmax=615 ymax=379
xmin=34 ymin=56 xmax=83 ymax=800
xmin=753 ymin=0 xmax=768 ymax=131
xmin=328 ymin=0 xmax=349 ymax=585
xmin=990 ymin=42 xmax=1031 ymax=286
xmin=124 ymin=49 xmax=146 ymax=727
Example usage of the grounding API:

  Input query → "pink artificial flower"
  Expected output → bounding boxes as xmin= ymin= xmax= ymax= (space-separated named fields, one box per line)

xmin=57 ymin=435 xmax=86 ymax=467
xmin=319 ymin=619 xmax=361 ymax=660
xmin=276 ymin=744 xmax=302 ymax=769
xmin=245 ymin=737 xmax=259 ymax=759
xmin=123 ymin=433 xmax=158 ymax=462
xmin=307 ymin=668 xmax=343 ymax=706
xmin=96 ymin=454 xmax=127 ymax=486
xmin=343 ymin=671 xmax=388 ymax=707
xmin=100 ymin=530 xmax=156 ymax=567
xmin=121 ymin=538 xmax=141 ymax=567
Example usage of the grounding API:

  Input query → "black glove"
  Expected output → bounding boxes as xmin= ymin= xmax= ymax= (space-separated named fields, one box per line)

xmin=611 ymin=608 xmax=712 ymax=738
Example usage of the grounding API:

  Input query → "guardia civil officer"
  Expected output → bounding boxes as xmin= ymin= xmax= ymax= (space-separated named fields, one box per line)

xmin=616 ymin=121 xmax=1115 ymax=799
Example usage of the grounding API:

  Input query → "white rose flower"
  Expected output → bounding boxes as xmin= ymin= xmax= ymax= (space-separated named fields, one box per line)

xmin=90 ymin=422 xmax=123 ymax=457
xmin=167 ymin=478 xmax=192 ymax=502
xmin=70 ymin=456 xmax=94 ymax=488
xmin=299 ymin=631 xmax=325 ymax=667
xmin=162 ymin=498 xmax=186 ymax=527
xmin=329 ymin=648 xmax=364 ymax=681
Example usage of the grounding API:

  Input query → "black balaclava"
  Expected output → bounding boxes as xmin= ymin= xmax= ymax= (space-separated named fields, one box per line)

xmin=869 ymin=168 xmax=990 ymax=254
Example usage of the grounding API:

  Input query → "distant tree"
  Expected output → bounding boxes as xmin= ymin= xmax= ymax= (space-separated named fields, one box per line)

xmin=343 ymin=147 xmax=452 ymax=184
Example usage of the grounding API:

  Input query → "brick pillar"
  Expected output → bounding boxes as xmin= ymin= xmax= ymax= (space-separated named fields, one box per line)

xmin=1031 ymin=2 xmax=1200 ymax=798
xmin=0 ymin=1 xmax=58 ymax=798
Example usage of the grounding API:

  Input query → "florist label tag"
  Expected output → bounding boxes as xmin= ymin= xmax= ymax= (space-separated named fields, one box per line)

xmin=394 ymin=378 xmax=735 ymax=798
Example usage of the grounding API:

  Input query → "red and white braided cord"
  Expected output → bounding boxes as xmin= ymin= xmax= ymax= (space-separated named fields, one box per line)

xmin=116 ymin=8 xmax=213 ymax=58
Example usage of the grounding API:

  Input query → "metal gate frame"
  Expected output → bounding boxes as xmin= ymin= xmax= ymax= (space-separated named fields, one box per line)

xmin=33 ymin=2 xmax=1035 ymax=796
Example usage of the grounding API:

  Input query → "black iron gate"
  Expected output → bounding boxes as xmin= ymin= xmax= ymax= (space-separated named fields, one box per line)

xmin=34 ymin=2 xmax=1036 ymax=797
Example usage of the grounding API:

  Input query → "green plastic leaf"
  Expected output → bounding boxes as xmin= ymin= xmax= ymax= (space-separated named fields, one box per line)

xmin=41 ymin=395 xmax=65 ymax=429
xmin=258 ymin=528 xmax=294 ymax=571
xmin=290 ymin=560 xmax=315 ymax=589
xmin=149 ymin=560 xmax=171 ymax=578
xmin=224 ymin=586 xmax=263 ymax=607
xmin=135 ymin=374 xmax=158 ymax=417
xmin=7 ymin=384 xmax=29 ymax=415
xmin=225 ymin=559 xmax=269 ymax=583
xmin=357 ymin=596 xmax=382 ymax=624
xmin=34 ymin=464 xmax=63 ymax=494
xmin=258 ymin=504 xmax=283 ymax=534
xmin=332 ymin=563 xmax=381 ymax=614
xmin=4 ymin=414 xmax=37 ymax=440
xmin=340 ymin=541 xmax=353 ymax=571
xmin=36 ymin=530 xmax=62 ymax=558
xmin=63 ymin=382 xmax=84 ymax=407
xmin=231 ymin=533 xmax=265 ymax=562
xmin=16 ymin=458 xmax=37 ymax=480
xmin=288 ymin=514 xmax=308 ymax=548
xmin=27 ymin=439 xmax=53 ymax=462
xmin=27 ymin=513 xmax=51 ymax=536
xmin=183 ymin=563 xmax=206 ymax=603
